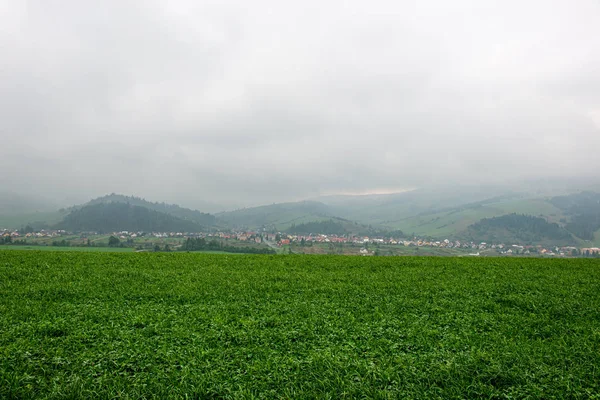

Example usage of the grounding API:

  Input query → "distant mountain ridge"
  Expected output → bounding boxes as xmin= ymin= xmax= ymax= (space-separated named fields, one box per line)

xmin=3 ymin=185 xmax=600 ymax=247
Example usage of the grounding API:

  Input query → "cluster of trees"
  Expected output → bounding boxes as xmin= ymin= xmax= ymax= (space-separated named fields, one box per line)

xmin=108 ymin=236 xmax=123 ymax=247
xmin=466 ymin=213 xmax=574 ymax=245
xmin=181 ymin=237 xmax=275 ymax=254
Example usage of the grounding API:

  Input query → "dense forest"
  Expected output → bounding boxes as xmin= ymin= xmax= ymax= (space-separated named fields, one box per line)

xmin=464 ymin=213 xmax=574 ymax=245
xmin=56 ymin=203 xmax=204 ymax=233
xmin=550 ymin=192 xmax=600 ymax=240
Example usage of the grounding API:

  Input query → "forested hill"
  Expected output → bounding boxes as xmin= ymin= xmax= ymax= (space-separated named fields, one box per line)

xmin=82 ymin=194 xmax=218 ymax=227
xmin=56 ymin=203 xmax=205 ymax=233
xmin=463 ymin=214 xmax=575 ymax=245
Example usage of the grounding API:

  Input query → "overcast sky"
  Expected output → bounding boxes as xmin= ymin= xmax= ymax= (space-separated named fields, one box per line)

xmin=1 ymin=0 xmax=599 ymax=209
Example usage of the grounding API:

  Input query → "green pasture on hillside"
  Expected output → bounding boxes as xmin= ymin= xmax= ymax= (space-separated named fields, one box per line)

xmin=1 ymin=251 xmax=599 ymax=398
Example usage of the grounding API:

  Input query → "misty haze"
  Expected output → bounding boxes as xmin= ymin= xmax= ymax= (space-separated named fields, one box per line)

xmin=2 ymin=0 xmax=600 ymax=209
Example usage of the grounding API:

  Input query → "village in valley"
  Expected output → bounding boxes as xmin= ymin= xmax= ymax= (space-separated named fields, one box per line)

xmin=2 ymin=227 xmax=599 ymax=257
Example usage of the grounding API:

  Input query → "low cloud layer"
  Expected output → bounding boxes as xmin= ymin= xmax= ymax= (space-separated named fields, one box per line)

xmin=2 ymin=0 xmax=600 ymax=209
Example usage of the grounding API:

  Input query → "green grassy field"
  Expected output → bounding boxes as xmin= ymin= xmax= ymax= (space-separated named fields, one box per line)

xmin=1 ymin=251 xmax=600 ymax=398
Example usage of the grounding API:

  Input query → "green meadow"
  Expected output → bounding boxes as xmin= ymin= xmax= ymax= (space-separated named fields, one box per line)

xmin=1 ymin=251 xmax=599 ymax=398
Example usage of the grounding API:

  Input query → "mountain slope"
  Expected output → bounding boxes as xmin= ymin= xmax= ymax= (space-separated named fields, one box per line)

xmin=56 ymin=202 xmax=205 ymax=233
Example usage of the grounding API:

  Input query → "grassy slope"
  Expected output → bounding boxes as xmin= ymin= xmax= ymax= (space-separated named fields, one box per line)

xmin=1 ymin=252 xmax=599 ymax=398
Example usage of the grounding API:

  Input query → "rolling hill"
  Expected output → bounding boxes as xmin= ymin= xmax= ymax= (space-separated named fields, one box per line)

xmin=4 ymin=183 xmax=600 ymax=246
xmin=0 ymin=193 xmax=222 ymax=231
xmin=82 ymin=194 xmax=219 ymax=227
xmin=215 ymin=186 xmax=577 ymax=240
xmin=55 ymin=202 xmax=205 ymax=233
xmin=316 ymin=186 xmax=569 ymax=237
xmin=217 ymin=201 xmax=336 ymax=231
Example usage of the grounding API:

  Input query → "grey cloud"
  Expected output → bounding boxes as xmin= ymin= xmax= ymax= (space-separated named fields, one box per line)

xmin=1 ymin=0 xmax=599 ymax=209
